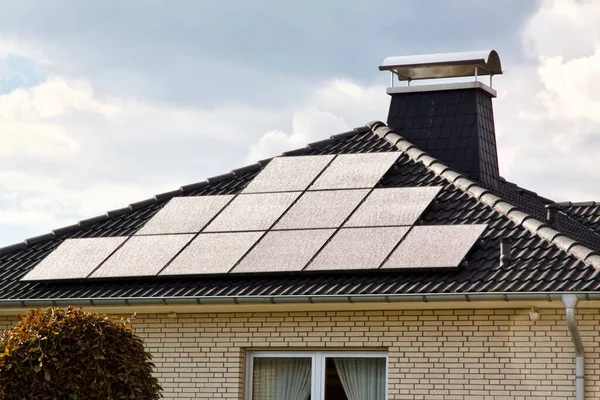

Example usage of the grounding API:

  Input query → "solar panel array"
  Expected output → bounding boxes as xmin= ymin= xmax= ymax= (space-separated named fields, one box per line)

xmin=22 ymin=152 xmax=487 ymax=282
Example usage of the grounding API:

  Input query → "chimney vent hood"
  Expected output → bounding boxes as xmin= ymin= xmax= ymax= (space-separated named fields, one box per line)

xmin=379 ymin=50 xmax=502 ymax=88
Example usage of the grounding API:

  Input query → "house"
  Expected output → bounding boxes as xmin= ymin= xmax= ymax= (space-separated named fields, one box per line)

xmin=1 ymin=50 xmax=599 ymax=399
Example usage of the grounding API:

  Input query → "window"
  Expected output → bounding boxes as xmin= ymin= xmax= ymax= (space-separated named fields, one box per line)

xmin=245 ymin=351 xmax=387 ymax=400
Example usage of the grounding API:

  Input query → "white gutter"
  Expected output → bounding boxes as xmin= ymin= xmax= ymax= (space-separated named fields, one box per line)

xmin=2 ymin=291 xmax=600 ymax=308
xmin=563 ymin=294 xmax=585 ymax=400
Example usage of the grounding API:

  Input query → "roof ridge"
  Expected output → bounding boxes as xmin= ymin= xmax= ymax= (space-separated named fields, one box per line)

xmin=557 ymin=201 xmax=600 ymax=207
xmin=0 ymin=126 xmax=371 ymax=256
xmin=367 ymin=120 xmax=600 ymax=270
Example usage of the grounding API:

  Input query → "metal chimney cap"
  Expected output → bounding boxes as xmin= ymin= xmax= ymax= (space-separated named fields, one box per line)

xmin=379 ymin=50 xmax=502 ymax=82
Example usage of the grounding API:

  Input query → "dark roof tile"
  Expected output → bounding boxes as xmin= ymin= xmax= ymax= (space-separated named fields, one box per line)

xmin=559 ymin=201 xmax=600 ymax=233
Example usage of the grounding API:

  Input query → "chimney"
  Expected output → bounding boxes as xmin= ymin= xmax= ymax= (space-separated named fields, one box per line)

xmin=379 ymin=50 xmax=502 ymax=187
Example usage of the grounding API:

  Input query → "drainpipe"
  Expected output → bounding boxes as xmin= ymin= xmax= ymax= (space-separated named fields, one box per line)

xmin=563 ymin=294 xmax=584 ymax=400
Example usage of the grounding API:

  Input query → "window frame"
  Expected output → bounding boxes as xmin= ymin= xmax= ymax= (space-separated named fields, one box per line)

xmin=245 ymin=351 xmax=388 ymax=400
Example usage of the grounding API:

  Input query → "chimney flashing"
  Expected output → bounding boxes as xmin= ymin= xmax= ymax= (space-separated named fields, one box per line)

xmin=386 ymin=81 xmax=497 ymax=98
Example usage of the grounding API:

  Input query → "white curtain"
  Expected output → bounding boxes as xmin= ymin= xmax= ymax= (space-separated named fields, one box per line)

xmin=334 ymin=358 xmax=385 ymax=400
xmin=252 ymin=357 xmax=311 ymax=400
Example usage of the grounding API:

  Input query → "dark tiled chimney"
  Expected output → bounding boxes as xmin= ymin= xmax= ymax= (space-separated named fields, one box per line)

xmin=380 ymin=50 xmax=502 ymax=187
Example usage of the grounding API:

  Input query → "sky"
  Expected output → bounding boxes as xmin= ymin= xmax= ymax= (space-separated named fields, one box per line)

xmin=1 ymin=0 xmax=600 ymax=246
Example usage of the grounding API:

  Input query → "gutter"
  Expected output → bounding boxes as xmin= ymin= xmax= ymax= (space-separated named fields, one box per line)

xmin=563 ymin=294 xmax=585 ymax=400
xmin=2 ymin=291 xmax=600 ymax=309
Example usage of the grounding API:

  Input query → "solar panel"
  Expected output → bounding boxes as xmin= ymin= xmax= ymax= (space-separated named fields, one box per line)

xmin=274 ymin=189 xmax=369 ymax=230
xmin=382 ymin=224 xmax=487 ymax=269
xmin=345 ymin=187 xmax=441 ymax=227
xmin=21 ymin=237 xmax=127 ymax=281
xmin=160 ymin=232 xmax=263 ymax=276
xmin=204 ymin=192 xmax=301 ymax=232
xmin=204 ymin=192 xmax=300 ymax=232
xmin=243 ymin=155 xmax=334 ymax=193
xmin=90 ymin=234 xmax=194 ymax=278
xmin=307 ymin=227 xmax=409 ymax=271
xmin=309 ymin=152 xmax=400 ymax=190
xmin=232 ymin=229 xmax=335 ymax=273
xmin=136 ymin=195 xmax=233 ymax=235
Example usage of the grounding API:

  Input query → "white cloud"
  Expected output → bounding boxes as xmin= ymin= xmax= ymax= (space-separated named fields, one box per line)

xmin=0 ymin=170 xmax=169 ymax=236
xmin=0 ymin=72 xmax=282 ymax=245
xmin=0 ymin=78 xmax=114 ymax=157
xmin=492 ymin=0 xmax=600 ymax=201
xmin=245 ymin=79 xmax=387 ymax=162
xmin=245 ymin=108 xmax=349 ymax=163
xmin=524 ymin=0 xmax=600 ymax=59
xmin=536 ymin=53 xmax=600 ymax=122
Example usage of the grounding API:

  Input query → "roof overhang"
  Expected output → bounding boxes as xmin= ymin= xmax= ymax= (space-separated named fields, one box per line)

xmin=0 ymin=292 xmax=597 ymax=315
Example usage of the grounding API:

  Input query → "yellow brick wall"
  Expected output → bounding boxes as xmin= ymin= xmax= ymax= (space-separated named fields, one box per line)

xmin=133 ymin=308 xmax=600 ymax=400
xmin=0 ymin=308 xmax=598 ymax=399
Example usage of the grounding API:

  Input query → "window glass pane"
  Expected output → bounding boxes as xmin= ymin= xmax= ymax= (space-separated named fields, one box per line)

xmin=325 ymin=358 xmax=348 ymax=400
xmin=331 ymin=357 xmax=386 ymax=400
xmin=253 ymin=357 xmax=312 ymax=400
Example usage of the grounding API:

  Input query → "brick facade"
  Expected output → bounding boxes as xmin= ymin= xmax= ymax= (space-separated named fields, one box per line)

xmin=1 ymin=307 xmax=598 ymax=399
xmin=133 ymin=308 xmax=600 ymax=399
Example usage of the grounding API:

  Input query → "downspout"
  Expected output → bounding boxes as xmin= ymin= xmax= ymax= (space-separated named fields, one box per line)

xmin=563 ymin=294 xmax=584 ymax=400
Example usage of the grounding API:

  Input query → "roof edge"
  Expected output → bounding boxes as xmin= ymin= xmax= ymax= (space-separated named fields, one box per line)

xmin=558 ymin=201 xmax=600 ymax=207
xmin=367 ymin=120 xmax=600 ymax=270
xmin=0 ymin=291 xmax=598 ymax=310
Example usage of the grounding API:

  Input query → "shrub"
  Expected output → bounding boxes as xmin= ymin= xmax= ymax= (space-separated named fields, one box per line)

xmin=0 ymin=306 xmax=162 ymax=399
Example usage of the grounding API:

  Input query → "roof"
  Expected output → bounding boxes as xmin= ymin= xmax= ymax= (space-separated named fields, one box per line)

xmin=559 ymin=202 xmax=600 ymax=234
xmin=1 ymin=121 xmax=600 ymax=305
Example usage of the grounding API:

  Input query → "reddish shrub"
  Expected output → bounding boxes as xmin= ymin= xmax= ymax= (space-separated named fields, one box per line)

xmin=0 ymin=306 xmax=161 ymax=399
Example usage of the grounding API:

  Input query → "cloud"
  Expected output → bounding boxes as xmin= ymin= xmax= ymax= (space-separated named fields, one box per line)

xmin=536 ymin=53 xmax=600 ymax=122
xmin=0 ymin=170 xmax=170 ymax=248
xmin=0 ymin=0 xmax=597 ymax=247
xmin=0 ymin=71 xmax=284 ymax=245
xmin=490 ymin=0 xmax=600 ymax=201
xmin=245 ymin=79 xmax=388 ymax=162
xmin=523 ymin=0 xmax=600 ymax=60
xmin=0 ymin=77 xmax=115 ymax=157
xmin=0 ymin=1 xmax=535 ymax=108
